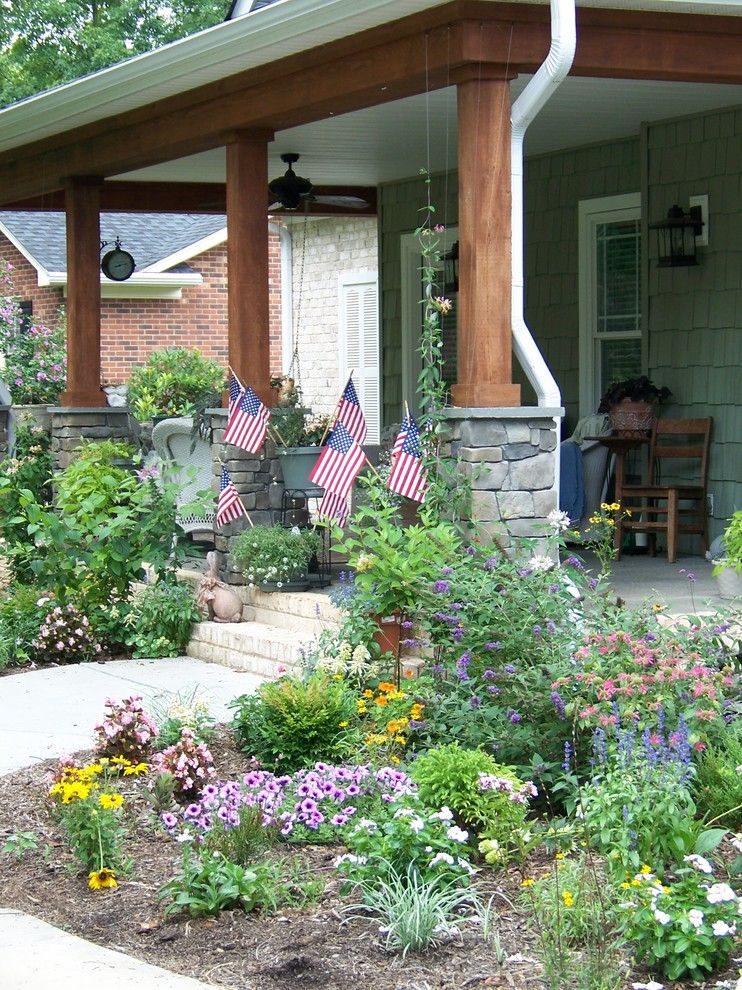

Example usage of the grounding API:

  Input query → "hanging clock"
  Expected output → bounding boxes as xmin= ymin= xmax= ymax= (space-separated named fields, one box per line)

xmin=100 ymin=238 xmax=135 ymax=282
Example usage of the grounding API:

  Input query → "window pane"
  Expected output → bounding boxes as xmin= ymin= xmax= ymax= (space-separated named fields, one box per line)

xmin=596 ymin=220 xmax=640 ymax=334
xmin=600 ymin=337 xmax=642 ymax=396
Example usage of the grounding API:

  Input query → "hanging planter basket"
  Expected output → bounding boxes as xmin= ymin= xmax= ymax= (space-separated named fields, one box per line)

xmin=608 ymin=400 xmax=657 ymax=438
xmin=277 ymin=446 xmax=324 ymax=493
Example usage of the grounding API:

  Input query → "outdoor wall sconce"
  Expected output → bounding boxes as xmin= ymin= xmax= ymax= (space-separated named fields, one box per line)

xmin=443 ymin=240 xmax=459 ymax=293
xmin=649 ymin=204 xmax=705 ymax=267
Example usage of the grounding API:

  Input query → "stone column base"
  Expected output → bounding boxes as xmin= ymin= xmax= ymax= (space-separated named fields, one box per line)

xmin=445 ymin=406 xmax=563 ymax=554
xmin=49 ymin=407 xmax=136 ymax=471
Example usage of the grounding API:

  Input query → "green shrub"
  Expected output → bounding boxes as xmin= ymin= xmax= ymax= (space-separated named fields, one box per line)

xmin=159 ymin=848 xmax=281 ymax=918
xmin=127 ymin=348 xmax=224 ymax=422
xmin=124 ymin=580 xmax=201 ymax=658
xmin=0 ymin=584 xmax=47 ymax=666
xmin=229 ymin=673 xmax=357 ymax=772
xmin=409 ymin=743 xmax=533 ymax=848
xmin=693 ymin=729 xmax=742 ymax=828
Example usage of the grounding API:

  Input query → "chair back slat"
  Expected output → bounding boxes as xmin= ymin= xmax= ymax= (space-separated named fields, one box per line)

xmin=647 ymin=418 xmax=712 ymax=487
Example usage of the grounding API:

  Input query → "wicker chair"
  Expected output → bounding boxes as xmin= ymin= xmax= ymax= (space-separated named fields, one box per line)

xmin=152 ymin=417 xmax=215 ymax=536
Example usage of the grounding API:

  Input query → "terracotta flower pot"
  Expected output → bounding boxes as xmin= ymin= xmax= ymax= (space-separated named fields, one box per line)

xmin=372 ymin=612 xmax=403 ymax=657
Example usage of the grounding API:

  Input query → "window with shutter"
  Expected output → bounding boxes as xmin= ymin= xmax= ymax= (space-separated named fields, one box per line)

xmin=338 ymin=270 xmax=380 ymax=443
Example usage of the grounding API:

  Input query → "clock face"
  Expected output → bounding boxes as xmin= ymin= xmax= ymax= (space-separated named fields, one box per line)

xmin=101 ymin=249 xmax=135 ymax=282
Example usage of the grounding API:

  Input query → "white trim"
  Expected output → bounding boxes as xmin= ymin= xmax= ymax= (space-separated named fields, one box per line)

xmin=142 ymin=227 xmax=227 ymax=272
xmin=43 ymin=271 xmax=203 ymax=299
xmin=277 ymin=223 xmax=294 ymax=372
xmin=400 ymin=226 xmax=457 ymax=420
xmin=578 ymin=191 xmax=641 ymax=417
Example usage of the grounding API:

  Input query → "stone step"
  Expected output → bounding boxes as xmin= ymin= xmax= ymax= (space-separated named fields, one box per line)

xmin=238 ymin=585 xmax=341 ymax=624
xmin=187 ymin=620 xmax=310 ymax=679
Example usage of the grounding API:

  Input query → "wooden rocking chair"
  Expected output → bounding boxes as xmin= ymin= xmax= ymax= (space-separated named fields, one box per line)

xmin=616 ymin=417 xmax=712 ymax=563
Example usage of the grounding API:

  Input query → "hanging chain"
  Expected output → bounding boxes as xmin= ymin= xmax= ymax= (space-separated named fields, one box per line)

xmin=287 ymin=217 xmax=308 ymax=389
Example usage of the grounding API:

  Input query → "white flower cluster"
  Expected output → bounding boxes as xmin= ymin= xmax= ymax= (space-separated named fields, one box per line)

xmin=315 ymin=640 xmax=376 ymax=679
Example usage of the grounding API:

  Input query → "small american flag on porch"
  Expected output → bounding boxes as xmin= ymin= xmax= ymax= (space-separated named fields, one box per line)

xmin=216 ymin=465 xmax=246 ymax=527
xmin=388 ymin=413 xmax=426 ymax=503
xmin=316 ymin=489 xmax=349 ymax=528
xmin=391 ymin=411 xmax=410 ymax=467
xmin=227 ymin=371 xmax=244 ymax=416
xmin=222 ymin=384 xmax=270 ymax=453
xmin=308 ymin=422 xmax=365 ymax=497
xmin=335 ymin=375 xmax=367 ymax=445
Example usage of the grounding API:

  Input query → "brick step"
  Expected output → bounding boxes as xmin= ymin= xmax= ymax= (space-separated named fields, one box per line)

xmin=238 ymin=586 xmax=341 ymax=625
xmin=187 ymin=620 xmax=308 ymax=679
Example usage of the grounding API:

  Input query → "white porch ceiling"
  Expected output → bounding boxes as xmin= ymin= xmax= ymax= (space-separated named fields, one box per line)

xmin=116 ymin=75 xmax=742 ymax=188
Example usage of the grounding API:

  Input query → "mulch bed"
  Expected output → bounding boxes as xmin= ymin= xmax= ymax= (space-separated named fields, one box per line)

xmin=0 ymin=733 xmax=733 ymax=990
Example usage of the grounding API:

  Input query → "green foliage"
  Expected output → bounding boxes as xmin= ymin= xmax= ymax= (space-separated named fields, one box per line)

xmin=204 ymin=805 xmax=275 ymax=867
xmin=126 ymin=348 xmax=224 ymax=422
xmin=580 ymin=760 xmax=696 ymax=879
xmin=713 ymin=509 xmax=742 ymax=573
xmin=231 ymin=525 xmax=322 ymax=586
xmin=57 ymin=798 xmax=128 ymax=876
xmin=2 ymin=831 xmax=40 ymax=857
xmin=0 ymin=1 xmax=230 ymax=107
xmin=335 ymin=476 xmax=462 ymax=619
xmin=8 ymin=441 xmax=184 ymax=614
xmin=622 ymin=865 xmax=740 ymax=982
xmin=0 ymin=584 xmax=47 ymax=666
xmin=693 ymin=729 xmax=742 ymax=828
xmin=229 ymin=673 xmax=357 ymax=772
xmin=150 ymin=689 xmax=217 ymax=748
xmin=346 ymin=865 xmax=475 ymax=956
xmin=159 ymin=848 xmax=281 ymax=918
xmin=0 ymin=422 xmax=53 ymax=556
xmin=124 ymin=580 xmax=201 ymax=658
xmin=523 ymin=855 xmax=624 ymax=990
xmin=269 ymin=376 xmax=331 ymax=447
xmin=410 ymin=743 xmax=530 ymax=848
xmin=337 ymin=799 xmax=474 ymax=889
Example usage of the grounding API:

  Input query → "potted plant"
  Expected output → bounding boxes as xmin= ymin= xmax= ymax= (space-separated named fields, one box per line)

xmin=598 ymin=376 xmax=672 ymax=436
xmin=231 ymin=524 xmax=322 ymax=591
xmin=270 ymin=376 xmax=332 ymax=491
xmin=711 ymin=510 xmax=742 ymax=599
xmin=126 ymin=348 xmax=224 ymax=423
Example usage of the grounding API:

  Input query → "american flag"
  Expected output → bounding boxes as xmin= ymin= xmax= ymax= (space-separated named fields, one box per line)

xmin=388 ymin=414 xmax=427 ymax=503
xmin=317 ymin=489 xmax=349 ymax=528
xmin=391 ymin=412 xmax=410 ymax=468
xmin=222 ymin=384 xmax=270 ymax=453
xmin=308 ymin=422 xmax=365 ymax=497
xmin=335 ymin=376 xmax=367 ymax=445
xmin=216 ymin=465 xmax=246 ymax=527
xmin=227 ymin=371 xmax=244 ymax=416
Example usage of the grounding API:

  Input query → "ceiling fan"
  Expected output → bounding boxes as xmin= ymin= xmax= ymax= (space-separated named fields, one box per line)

xmin=268 ymin=153 xmax=371 ymax=211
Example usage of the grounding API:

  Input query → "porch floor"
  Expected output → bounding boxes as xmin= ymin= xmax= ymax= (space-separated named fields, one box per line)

xmin=587 ymin=550 xmax=725 ymax=614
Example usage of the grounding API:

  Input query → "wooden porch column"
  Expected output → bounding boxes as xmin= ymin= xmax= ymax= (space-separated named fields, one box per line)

xmin=451 ymin=77 xmax=520 ymax=408
xmin=60 ymin=177 xmax=104 ymax=407
xmin=226 ymin=130 xmax=274 ymax=405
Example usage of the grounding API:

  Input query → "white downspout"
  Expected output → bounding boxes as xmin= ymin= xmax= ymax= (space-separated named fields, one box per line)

xmin=511 ymin=0 xmax=576 ymax=508
xmin=511 ymin=0 xmax=576 ymax=408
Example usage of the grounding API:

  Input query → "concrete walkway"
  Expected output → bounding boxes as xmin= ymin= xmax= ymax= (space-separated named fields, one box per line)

xmin=0 ymin=655 xmax=260 ymax=989
xmin=0 ymin=655 xmax=263 ymax=775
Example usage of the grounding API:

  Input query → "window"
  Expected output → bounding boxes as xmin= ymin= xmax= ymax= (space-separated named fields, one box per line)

xmin=338 ymin=271 xmax=380 ymax=444
xmin=578 ymin=194 xmax=642 ymax=416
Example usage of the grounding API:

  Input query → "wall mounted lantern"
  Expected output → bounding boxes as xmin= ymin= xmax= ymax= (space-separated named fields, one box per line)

xmin=443 ymin=240 xmax=459 ymax=293
xmin=649 ymin=204 xmax=705 ymax=267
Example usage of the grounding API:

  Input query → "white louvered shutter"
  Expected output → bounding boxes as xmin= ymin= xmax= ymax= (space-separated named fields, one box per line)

xmin=338 ymin=271 xmax=380 ymax=444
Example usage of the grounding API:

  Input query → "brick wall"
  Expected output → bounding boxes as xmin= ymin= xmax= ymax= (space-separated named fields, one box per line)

xmin=288 ymin=217 xmax=378 ymax=415
xmin=0 ymin=227 xmax=284 ymax=384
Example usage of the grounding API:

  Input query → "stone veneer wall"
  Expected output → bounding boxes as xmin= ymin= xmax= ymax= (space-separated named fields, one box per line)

xmin=50 ymin=407 xmax=135 ymax=470
xmin=445 ymin=408 xmax=563 ymax=552
xmin=210 ymin=409 xmax=285 ymax=584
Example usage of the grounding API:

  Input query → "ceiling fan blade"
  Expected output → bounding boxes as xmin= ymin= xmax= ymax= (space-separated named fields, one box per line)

xmin=310 ymin=195 xmax=370 ymax=209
